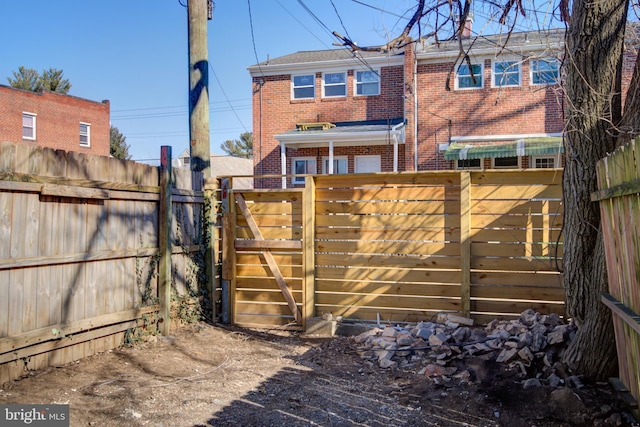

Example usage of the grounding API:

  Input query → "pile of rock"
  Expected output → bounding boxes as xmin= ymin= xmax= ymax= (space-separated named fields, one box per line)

xmin=352 ymin=309 xmax=580 ymax=388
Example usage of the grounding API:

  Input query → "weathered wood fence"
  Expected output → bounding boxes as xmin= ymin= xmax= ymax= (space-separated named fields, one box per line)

xmin=0 ymin=142 xmax=216 ymax=384
xmin=593 ymin=138 xmax=640 ymax=410
xmin=223 ymin=169 xmax=565 ymax=329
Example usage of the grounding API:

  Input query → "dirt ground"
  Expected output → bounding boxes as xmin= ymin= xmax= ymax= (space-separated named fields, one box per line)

xmin=1 ymin=322 xmax=638 ymax=427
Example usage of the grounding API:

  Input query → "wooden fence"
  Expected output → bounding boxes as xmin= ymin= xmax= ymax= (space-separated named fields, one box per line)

xmin=223 ymin=169 xmax=565 ymax=329
xmin=0 ymin=142 xmax=215 ymax=385
xmin=593 ymin=138 xmax=640 ymax=409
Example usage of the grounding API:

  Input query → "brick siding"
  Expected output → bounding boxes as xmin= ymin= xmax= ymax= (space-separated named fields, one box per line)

xmin=0 ymin=85 xmax=110 ymax=157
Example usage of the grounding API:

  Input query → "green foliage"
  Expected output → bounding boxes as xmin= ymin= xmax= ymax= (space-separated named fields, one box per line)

xmin=110 ymin=126 xmax=132 ymax=160
xmin=7 ymin=66 xmax=71 ymax=94
xmin=221 ymin=131 xmax=252 ymax=158
xmin=8 ymin=66 xmax=41 ymax=92
xmin=40 ymin=68 xmax=71 ymax=94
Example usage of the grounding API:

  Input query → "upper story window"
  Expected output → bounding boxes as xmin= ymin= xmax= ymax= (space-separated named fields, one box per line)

xmin=292 ymin=157 xmax=316 ymax=185
xmin=323 ymin=72 xmax=346 ymax=97
xmin=493 ymin=60 xmax=521 ymax=87
xmin=292 ymin=74 xmax=315 ymax=100
xmin=79 ymin=122 xmax=91 ymax=147
xmin=355 ymin=70 xmax=380 ymax=96
xmin=322 ymin=156 xmax=348 ymax=174
xmin=22 ymin=113 xmax=36 ymax=140
xmin=456 ymin=63 xmax=483 ymax=89
xmin=456 ymin=158 xmax=482 ymax=169
xmin=531 ymin=58 xmax=560 ymax=85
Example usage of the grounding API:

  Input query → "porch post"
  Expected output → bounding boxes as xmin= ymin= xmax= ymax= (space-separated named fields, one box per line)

xmin=393 ymin=135 xmax=399 ymax=172
xmin=280 ymin=142 xmax=287 ymax=189
xmin=328 ymin=141 xmax=334 ymax=174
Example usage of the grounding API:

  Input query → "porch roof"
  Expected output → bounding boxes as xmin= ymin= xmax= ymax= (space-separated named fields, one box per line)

xmin=275 ymin=118 xmax=405 ymax=149
xmin=443 ymin=137 xmax=564 ymax=160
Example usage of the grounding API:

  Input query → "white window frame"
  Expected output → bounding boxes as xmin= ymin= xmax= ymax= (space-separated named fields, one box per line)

xmin=531 ymin=154 xmax=560 ymax=168
xmin=530 ymin=58 xmax=560 ymax=85
xmin=355 ymin=70 xmax=380 ymax=96
xmin=291 ymin=74 xmax=315 ymax=100
xmin=492 ymin=60 xmax=521 ymax=87
xmin=354 ymin=155 xmax=381 ymax=173
xmin=322 ymin=72 xmax=346 ymax=98
xmin=322 ymin=156 xmax=348 ymax=174
xmin=455 ymin=63 xmax=484 ymax=90
xmin=22 ymin=112 xmax=36 ymax=140
xmin=492 ymin=156 xmax=521 ymax=169
xmin=79 ymin=122 xmax=91 ymax=147
xmin=292 ymin=157 xmax=316 ymax=185
xmin=455 ymin=158 xmax=483 ymax=170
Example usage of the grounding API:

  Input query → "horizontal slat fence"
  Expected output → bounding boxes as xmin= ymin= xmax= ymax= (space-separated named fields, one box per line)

xmin=594 ymin=138 xmax=640 ymax=409
xmin=225 ymin=169 xmax=565 ymax=328
xmin=0 ymin=142 xmax=211 ymax=384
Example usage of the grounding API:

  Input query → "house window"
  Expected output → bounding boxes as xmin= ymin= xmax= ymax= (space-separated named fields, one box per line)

xmin=355 ymin=70 xmax=380 ymax=96
xmin=493 ymin=156 xmax=520 ymax=169
xmin=292 ymin=157 xmax=316 ymax=184
xmin=354 ymin=155 xmax=381 ymax=173
xmin=532 ymin=155 xmax=558 ymax=168
xmin=323 ymin=72 xmax=346 ymax=97
xmin=292 ymin=74 xmax=315 ymax=99
xmin=322 ymin=156 xmax=348 ymax=174
xmin=456 ymin=63 xmax=483 ymax=89
xmin=456 ymin=158 xmax=482 ymax=169
xmin=79 ymin=122 xmax=91 ymax=147
xmin=531 ymin=59 xmax=560 ymax=85
xmin=22 ymin=113 xmax=36 ymax=140
xmin=493 ymin=60 xmax=521 ymax=87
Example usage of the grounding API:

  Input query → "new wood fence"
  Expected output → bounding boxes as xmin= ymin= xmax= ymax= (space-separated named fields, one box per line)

xmin=593 ymin=138 xmax=640 ymax=409
xmin=0 ymin=142 xmax=215 ymax=384
xmin=223 ymin=169 xmax=565 ymax=329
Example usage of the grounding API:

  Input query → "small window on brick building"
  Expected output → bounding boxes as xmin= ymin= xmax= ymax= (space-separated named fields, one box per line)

xmin=322 ymin=156 xmax=348 ymax=174
xmin=292 ymin=157 xmax=316 ymax=184
xmin=292 ymin=74 xmax=315 ymax=99
xmin=456 ymin=158 xmax=482 ymax=169
xmin=22 ymin=113 xmax=36 ymax=140
xmin=79 ymin=122 xmax=91 ymax=147
xmin=532 ymin=155 xmax=558 ymax=168
xmin=323 ymin=72 xmax=346 ymax=97
xmin=493 ymin=156 xmax=520 ymax=168
xmin=493 ymin=60 xmax=521 ymax=87
xmin=531 ymin=59 xmax=560 ymax=85
xmin=355 ymin=70 xmax=380 ymax=96
xmin=456 ymin=64 xmax=483 ymax=89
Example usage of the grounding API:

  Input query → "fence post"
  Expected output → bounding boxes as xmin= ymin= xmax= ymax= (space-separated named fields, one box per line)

xmin=302 ymin=176 xmax=316 ymax=330
xmin=460 ymin=171 xmax=471 ymax=317
xmin=220 ymin=178 xmax=235 ymax=324
xmin=204 ymin=178 xmax=219 ymax=322
xmin=159 ymin=146 xmax=173 ymax=335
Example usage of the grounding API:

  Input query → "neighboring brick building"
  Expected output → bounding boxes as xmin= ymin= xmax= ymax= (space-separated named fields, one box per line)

xmin=0 ymin=84 xmax=110 ymax=157
xmin=248 ymin=28 xmax=568 ymax=188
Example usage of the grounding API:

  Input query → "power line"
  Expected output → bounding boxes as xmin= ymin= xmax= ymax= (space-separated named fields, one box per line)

xmin=209 ymin=64 xmax=250 ymax=133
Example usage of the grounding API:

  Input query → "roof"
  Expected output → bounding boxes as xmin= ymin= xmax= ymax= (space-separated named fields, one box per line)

xmin=252 ymin=48 xmax=403 ymax=67
xmin=417 ymin=29 xmax=565 ymax=58
xmin=276 ymin=118 xmax=405 ymax=148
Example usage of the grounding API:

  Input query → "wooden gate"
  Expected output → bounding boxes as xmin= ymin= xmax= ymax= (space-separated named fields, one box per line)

xmin=222 ymin=185 xmax=306 ymax=329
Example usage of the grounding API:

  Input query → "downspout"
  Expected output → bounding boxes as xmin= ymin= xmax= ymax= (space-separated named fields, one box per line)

xmin=392 ymin=122 xmax=403 ymax=172
xmin=413 ymin=42 xmax=419 ymax=171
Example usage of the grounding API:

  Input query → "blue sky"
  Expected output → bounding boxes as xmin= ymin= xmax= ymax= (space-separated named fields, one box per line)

xmin=1 ymin=1 xmax=554 ymax=162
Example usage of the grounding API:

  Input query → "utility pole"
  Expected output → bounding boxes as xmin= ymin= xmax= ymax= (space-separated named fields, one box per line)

xmin=188 ymin=0 xmax=211 ymax=177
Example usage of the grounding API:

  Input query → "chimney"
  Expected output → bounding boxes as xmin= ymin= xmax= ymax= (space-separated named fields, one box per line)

xmin=461 ymin=13 xmax=474 ymax=38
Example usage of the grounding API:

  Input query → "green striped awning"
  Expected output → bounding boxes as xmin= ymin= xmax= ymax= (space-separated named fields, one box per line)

xmin=444 ymin=137 xmax=564 ymax=160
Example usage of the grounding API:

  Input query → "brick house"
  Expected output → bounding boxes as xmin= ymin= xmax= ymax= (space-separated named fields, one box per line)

xmin=0 ymin=84 xmax=111 ymax=156
xmin=248 ymin=28 xmax=571 ymax=188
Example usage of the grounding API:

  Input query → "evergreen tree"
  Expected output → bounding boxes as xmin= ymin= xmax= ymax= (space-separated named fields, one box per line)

xmin=7 ymin=66 xmax=42 ymax=92
xmin=8 ymin=66 xmax=71 ymax=94
xmin=221 ymin=132 xmax=252 ymax=158
xmin=110 ymin=126 xmax=131 ymax=160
